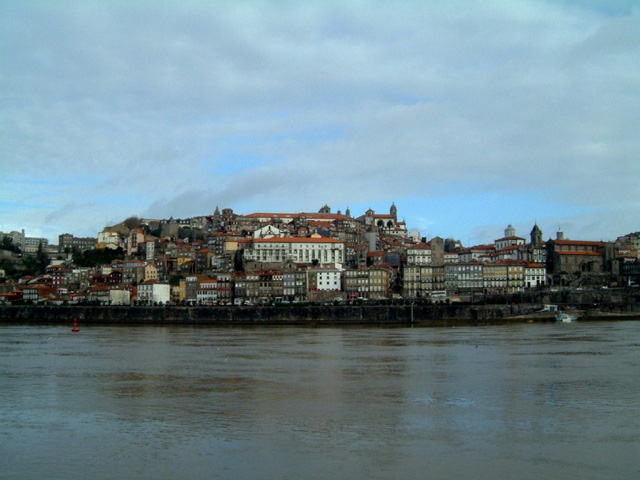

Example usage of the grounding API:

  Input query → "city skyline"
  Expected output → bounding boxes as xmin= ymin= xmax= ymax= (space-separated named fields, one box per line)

xmin=2 ymin=1 xmax=639 ymax=245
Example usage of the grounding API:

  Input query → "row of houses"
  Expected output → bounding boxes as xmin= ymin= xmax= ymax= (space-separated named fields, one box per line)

xmin=404 ymin=261 xmax=546 ymax=298
xmin=4 ymin=259 xmax=545 ymax=306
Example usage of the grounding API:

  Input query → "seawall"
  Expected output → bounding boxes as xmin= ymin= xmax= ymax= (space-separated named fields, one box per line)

xmin=1 ymin=303 xmax=639 ymax=327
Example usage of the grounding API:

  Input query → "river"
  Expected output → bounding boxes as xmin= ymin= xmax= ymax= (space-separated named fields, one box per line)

xmin=1 ymin=322 xmax=639 ymax=479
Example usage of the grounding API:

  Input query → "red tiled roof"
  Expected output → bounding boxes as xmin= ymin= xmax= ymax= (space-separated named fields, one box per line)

xmin=555 ymin=240 xmax=605 ymax=247
xmin=408 ymin=244 xmax=431 ymax=250
xmin=557 ymin=251 xmax=602 ymax=256
xmin=495 ymin=236 xmax=526 ymax=242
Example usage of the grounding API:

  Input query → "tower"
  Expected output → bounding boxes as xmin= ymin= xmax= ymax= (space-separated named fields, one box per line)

xmin=390 ymin=202 xmax=397 ymax=221
xmin=530 ymin=224 xmax=542 ymax=247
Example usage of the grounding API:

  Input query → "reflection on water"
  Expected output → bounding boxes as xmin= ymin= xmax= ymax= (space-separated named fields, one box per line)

xmin=1 ymin=322 xmax=639 ymax=479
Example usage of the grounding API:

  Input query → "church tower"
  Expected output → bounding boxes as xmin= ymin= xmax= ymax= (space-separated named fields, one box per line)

xmin=390 ymin=202 xmax=397 ymax=221
xmin=530 ymin=224 xmax=542 ymax=247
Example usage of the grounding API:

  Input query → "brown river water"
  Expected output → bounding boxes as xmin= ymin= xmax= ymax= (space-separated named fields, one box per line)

xmin=1 ymin=321 xmax=639 ymax=479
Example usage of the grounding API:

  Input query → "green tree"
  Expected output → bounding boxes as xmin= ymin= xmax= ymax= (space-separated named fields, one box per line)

xmin=35 ymin=242 xmax=50 ymax=272
xmin=124 ymin=216 xmax=142 ymax=231
xmin=1 ymin=236 xmax=21 ymax=254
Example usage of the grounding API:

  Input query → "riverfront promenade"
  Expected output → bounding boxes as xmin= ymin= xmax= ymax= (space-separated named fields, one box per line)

xmin=1 ymin=301 xmax=639 ymax=327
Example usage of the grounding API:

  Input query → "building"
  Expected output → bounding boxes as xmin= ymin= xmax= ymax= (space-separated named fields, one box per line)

xmin=58 ymin=233 xmax=97 ymax=253
xmin=483 ymin=262 xmax=508 ymax=295
xmin=495 ymin=225 xmax=526 ymax=251
xmin=22 ymin=285 xmax=59 ymax=303
xmin=137 ymin=281 xmax=171 ymax=305
xmin=22 ymin=236 xmax=48 ymax=254
xmin=406 ymin=244 xmax=432 ymax=265
xmin=524 ymin=262 xmax=546 ymax=289
xmin=242 ymin=236 xmax=345 ymax=266
xmin=196 ymin=279 xmax=219 ymax=305
xmin=283 ymin=268 xmax=308 ymax=302
xmin=308 ymin=266 xmax=342 ymax=296
xmin=97 ymin=230 xmax=124 ymax=250
xmin=546 ymin=239 xmax=605 ymax=277
xmin=185 ymin=274 xmax=211 ymax=304
xmin=344 ymin=267 xmax=391 ymax=300
xmin=127 ymin=228 xmax=146 ymax=256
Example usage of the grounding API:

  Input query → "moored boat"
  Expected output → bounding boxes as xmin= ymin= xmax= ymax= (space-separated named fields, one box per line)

xmin=555 ymin=311 xmax=576 ymax=323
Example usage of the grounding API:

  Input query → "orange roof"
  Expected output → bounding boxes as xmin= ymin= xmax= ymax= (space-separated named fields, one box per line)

xmin=495 ymin=236 xmax=526 ymax=242
xmin=408 ymin=244 xmax=431 ymax=250
xmin=555 ymin=240 xmax=605 ymax=247
xmin=557 ymin=251 xmax=602 ymax=256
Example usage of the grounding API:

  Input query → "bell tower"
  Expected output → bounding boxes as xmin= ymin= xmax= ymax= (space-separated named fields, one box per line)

xmin=390 ymin=202 xmax=397 ymax=221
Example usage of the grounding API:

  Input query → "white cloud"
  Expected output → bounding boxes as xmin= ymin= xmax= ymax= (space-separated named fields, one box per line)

xmin=1 ymin=1 xmax=638 ymax=243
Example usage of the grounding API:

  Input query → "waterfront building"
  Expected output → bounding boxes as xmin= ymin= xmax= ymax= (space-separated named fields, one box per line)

xmin=308 ymin=266 xmax=342 ymax=292
xmin=343 ymin=267 xmax=391 ymax=300
xmin=109 ymin=287 xmax=131 ymax=305
xmin=283 ymin=269 xmax=308 ymax=302
xmin=506 ymin=261 xmax=525 ymax=293
xmin=88 ymin=285 xmax=110 ymax=304
xmin=546 ymin=239 xmax=605 ymax=276
xmin=137 ymin=280 xmax=170 ymax=305
xmin=483 ymin=262 xmax=508 ymax=295
xmin=185 ymin=274 xmax=210 ymax=304
xmin=524 ymin=262 xmax=546 ymax=289
xmin=196 ymin=279 xmax=218 ymax=305
xmin=22 ymin=284 xmax=59 ymax=303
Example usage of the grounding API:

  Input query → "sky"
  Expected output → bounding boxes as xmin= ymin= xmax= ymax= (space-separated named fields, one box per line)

xmin=1 ymin=0 xmax=639 ymax=246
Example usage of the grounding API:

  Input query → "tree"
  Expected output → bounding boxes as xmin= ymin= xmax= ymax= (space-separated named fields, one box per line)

xmin=124 ymin=216 xmax=142 ymax=231
xmin=0 ymin=258 xmax=17 ymax=278
xmin=72 ymin=247 xmax=124 ymax=268
xmin=36 ymin=242 xmax=50 ymax=272
xmin=1 ymin=236 xmax=20 ymax=254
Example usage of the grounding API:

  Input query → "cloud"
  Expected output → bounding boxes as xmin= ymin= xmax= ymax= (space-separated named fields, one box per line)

xmin=1 ymin=1 xmax=639 ymax=243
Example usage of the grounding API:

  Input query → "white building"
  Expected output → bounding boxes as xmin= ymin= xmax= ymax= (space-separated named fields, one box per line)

xmin=137 ymin=281 xmax=171 ymax=305
xmin=110 ymin=288 xmax=131 ymax=305
xmin=308 ymin=267 xmax=342 ymax=291
xmin=406 ymin=244 xmax=432 ymax=265
xmin=98 ymin=231 xmax=124 ymax=250
xmin=253 ymin=225 xmax=285 ymax=239
xmin=243 ymin=237 xmax=345 ymax=266
xmin=524 ymin=263 xmax=546 ymax=289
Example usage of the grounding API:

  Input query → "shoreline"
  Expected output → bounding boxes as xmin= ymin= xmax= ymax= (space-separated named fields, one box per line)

xmin=1 ymin=304 xmax=639 ymax=327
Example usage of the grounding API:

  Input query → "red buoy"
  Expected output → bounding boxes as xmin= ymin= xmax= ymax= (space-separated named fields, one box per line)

xmin=72 ymin=317 xmax=80 ymax=332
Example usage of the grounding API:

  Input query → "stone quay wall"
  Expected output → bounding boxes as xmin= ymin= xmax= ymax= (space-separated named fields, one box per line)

xmin=1 ymin=301 xmax=638 ymax=327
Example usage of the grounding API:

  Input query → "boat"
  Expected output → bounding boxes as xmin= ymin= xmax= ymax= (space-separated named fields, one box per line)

xmin=555 ymin=312 xmax=576 ymax=323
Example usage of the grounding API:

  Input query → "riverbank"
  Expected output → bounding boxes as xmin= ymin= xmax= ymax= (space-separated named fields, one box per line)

xmin=1 ymin=303 xmax=639 ymax=326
